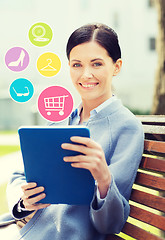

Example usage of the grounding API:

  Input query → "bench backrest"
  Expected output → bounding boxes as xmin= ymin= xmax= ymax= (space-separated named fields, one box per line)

xmin=106 ymin=115 xmax=165 ymax=240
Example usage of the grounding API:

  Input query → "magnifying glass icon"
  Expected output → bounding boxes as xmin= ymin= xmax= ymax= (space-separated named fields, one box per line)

xmin=32 ymin=25 xmax=49 ymax=42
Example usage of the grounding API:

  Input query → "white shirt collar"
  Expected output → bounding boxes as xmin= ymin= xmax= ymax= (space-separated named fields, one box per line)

xmin=90 ymin=95 xmax=116 ymax=116
xmin=77 ymin=95 xmax=116 ymax=117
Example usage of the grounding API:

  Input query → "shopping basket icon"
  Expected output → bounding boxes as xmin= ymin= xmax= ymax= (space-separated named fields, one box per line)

xmin=44 ymin=95 xmax=68 ymax=116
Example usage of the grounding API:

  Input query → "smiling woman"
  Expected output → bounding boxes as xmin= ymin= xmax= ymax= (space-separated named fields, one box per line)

xmin=69 ymin=41 xmax=122 ymax=117
xmin=67 ymin=24 xmax=122 ymax=123
xmin=0 ymin=23 xmax=144 ymax=240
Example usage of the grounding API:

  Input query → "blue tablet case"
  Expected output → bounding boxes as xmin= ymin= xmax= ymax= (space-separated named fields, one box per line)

xmin=18 ymin=126 xmax=95 ymax=205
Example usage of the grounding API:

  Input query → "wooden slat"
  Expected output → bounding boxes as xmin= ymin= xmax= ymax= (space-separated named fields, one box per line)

xmin=106 ymin=234 xmax=124 ymax=240
xmin=108 ymin=116 xmax=165 ymax=239
xmin=137 ymin=115 xmax=165 ymax=125
xmin=135 ymin=172 xmax=165 ymax=191
xmin=130 ymin=205 xmax=165 ymax=231
xmin=130 ymin=189 xmax=165 ymax=212
xmin=140 ymin=156 xmax=165 ymax=172
xmin=144 ymin=140 xmax=165 ymax=154
xmin=143 ymin=125 xmax=165 ymax=135
xmin=122 ymin=222 xmax=163 ymax=240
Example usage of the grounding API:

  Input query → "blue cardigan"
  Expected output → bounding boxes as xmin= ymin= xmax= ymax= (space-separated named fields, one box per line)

xmin=3 ymin=98 xmax=144 ymax=239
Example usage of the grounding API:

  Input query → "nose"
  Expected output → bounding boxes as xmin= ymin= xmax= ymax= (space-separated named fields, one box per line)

xmin=82 ymin=67 xmax=93 ymax=79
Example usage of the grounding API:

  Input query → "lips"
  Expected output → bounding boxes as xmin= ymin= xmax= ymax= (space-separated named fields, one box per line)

xmin=79 ymin=82 xmax=99 ymax=89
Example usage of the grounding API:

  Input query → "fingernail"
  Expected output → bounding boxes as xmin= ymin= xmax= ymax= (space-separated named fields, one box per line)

xmin=61 ymin=143 xmax=66 ymax=148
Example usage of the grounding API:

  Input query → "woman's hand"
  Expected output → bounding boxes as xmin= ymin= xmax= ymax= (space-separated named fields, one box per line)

xmin=61 ymin=136 xmax=111 ymax=198
xmin=21 ymin=182 xmax=50 ymax=211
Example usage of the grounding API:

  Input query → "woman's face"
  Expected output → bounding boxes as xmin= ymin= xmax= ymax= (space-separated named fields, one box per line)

xmin=69 ymin=41 xmax=122 ymax=105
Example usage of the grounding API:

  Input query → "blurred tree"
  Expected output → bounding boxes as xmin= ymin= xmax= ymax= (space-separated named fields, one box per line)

xmin=152 ymin=0 xmax=165 ymax=114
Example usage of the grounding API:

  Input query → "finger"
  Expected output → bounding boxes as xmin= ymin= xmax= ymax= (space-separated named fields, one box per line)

xmin=23 ymin=186 xmax=45 ymax=198
xmin=64 ymin=154 xmax=86 ymax=163
xmin=70 ymin=160 xmax=102 ymax=181
xmin=70 ymin=136 xmax=101 ymax=150
xmin=64 ymin=154 xmax=95 ymax=163
xmin=66 ymin=155 xmax=99 ymax=172
xmin=21 ymin=182 xmax=37 ymax=190
xmin=71 ymin=162 xmax=90 ymax=169
xmin=70 ymin=162 xmax=97 ymax=177
xmin=61 ymin=142 xmax=91 ymax=156
xmin=62 ymin=141 xmax=102 ymax=158
xmin=23 ymin=192 xmax=46 ymax=206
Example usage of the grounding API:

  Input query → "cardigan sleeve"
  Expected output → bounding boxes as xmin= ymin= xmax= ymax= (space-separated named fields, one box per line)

xmin=90 ymin=118 xmax=144 ymax=234
xmin=6 ymin=170 xmax=33 ymax=220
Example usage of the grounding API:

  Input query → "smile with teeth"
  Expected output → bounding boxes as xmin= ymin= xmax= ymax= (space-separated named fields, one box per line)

xmin=80 ymin=83 xmax=99 ymax=88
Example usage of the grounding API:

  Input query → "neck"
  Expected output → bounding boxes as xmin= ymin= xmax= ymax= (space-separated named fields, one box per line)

xmin=80 ymin=101 xmax=93 ymax=123
xmin=80 ymin=94 xmax=112 ymax=123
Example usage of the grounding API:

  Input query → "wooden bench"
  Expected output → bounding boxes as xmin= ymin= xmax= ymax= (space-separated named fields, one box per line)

xmin=106 ymin=115 xmax=165 ymax=240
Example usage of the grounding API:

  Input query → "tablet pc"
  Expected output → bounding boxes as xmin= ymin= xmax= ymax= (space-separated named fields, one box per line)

xmin=18 ymin=126 xmax=95 ymax=205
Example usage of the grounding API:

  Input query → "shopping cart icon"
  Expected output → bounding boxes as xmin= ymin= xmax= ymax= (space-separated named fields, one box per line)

xmin=44 ymin=95 xmax=68 ymax=116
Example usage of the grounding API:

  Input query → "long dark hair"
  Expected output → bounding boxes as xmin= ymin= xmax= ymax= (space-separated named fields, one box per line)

xmin=66 ymin=23 xmax=121 ymax=63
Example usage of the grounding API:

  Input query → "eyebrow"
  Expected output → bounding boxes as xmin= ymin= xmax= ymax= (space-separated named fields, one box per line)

xmin=70 ymin=59 xmax=81 ymax=62
xmin=91 ymin=58 xmax=104 ymax=62
xmin=70 ymin=58 xmax=104 ymax=63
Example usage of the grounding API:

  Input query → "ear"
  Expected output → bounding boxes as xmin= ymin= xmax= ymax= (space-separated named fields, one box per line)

xmin=113 ymin=59 xmax=122 ymax=76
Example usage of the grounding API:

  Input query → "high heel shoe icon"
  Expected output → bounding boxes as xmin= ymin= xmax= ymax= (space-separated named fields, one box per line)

xmin=8 ymin=50 xmax=25 ymax=67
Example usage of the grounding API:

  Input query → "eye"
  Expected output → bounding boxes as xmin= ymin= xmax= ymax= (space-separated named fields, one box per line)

xmin=72 ymin=63 xmax=81 ymax=67
xmin=93 ymin=62 xmax=102 ymax=67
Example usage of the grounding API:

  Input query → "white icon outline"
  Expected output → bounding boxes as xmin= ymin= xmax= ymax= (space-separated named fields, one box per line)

xmin=40 ymin=59 xmax=57 ymax=71
xmin=32 ymin=25 xmax=49 ymax=42
xmin=8 ymin=50 xmax=25 ymax=67
xmin=44 ymin=95 xmax=68 ymax=116
xmin=13 ymin=86 xmax=29 ymax=97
